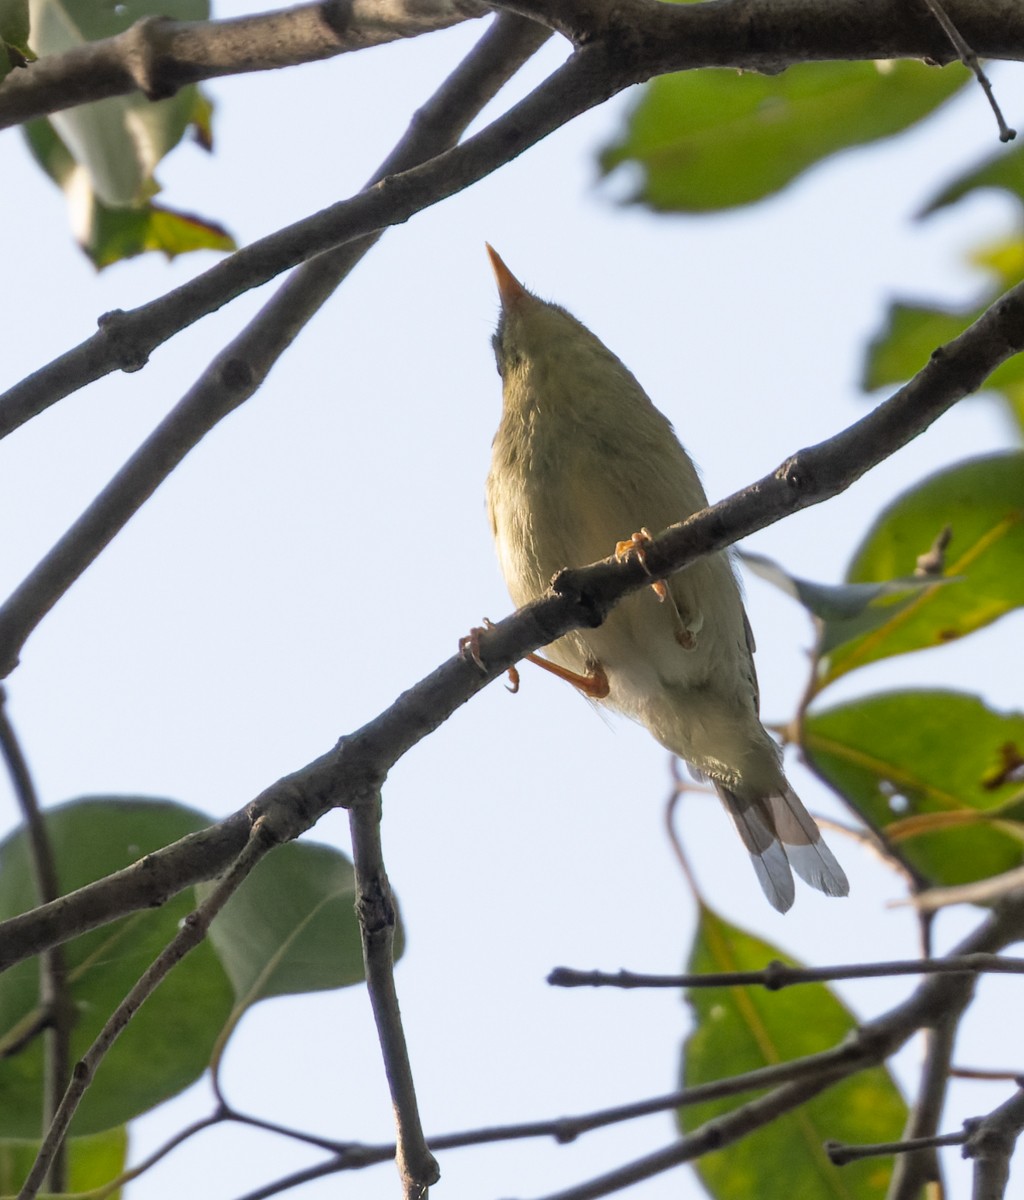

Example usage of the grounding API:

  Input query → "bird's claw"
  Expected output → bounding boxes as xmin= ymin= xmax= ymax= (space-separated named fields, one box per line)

xmin=459 ymin=619 xmax=495 ymax=673
xmin=615 ymin=528 xmax=656 ymax=574
xmin=615 ymin=529 xmax=701 ymax=650
xmin=460 ymin=620 xmax=522 ymax=692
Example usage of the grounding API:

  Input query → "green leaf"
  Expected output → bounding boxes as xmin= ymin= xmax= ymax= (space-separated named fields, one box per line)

xmin=600 ymin=60 xmax=966 ymax=212
xmin=0 ymin=0 xmax=33 ymax=79
xmin=201 ymin=839 xmax=388 ymax=1007
xmin=804 ymin=691 xmax=1024 ymax=887
xmin=0 ymin=1127 xmax=127 ymax=1196
xmin=919 ymin=139 xmax=1024 ymax=216
xmin=0 ymin=796 xmax=234 ymax=1137
xmin=818 ymin=453 xmax=1024 ymax=687
xmin=861 ymin=231 xmax=1024 ymax=431
xmin=740 ymin=550 xmax=953 ymax=657
xmin=861 ymin=303 xmax=974 ymax=393
xmin=22 ymin=117 xmax=235 ymax=268
xmin=681 ymin=906 xmax=905 ymax=1199
xmin=23 ymin=0 xmax=231 ymax=264
xmin=29 ymin=0 xmax=207 ymax=206
xmin=86 ymin=199 xmax=235 ymax=269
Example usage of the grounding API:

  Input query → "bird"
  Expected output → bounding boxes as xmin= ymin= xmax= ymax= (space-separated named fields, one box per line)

xmin=483 ymin=245 xmax=848 ymax=912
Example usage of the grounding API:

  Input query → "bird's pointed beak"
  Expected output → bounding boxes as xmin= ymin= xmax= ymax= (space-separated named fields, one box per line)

xmin=486 ymin=244 xmax=528 ymax=310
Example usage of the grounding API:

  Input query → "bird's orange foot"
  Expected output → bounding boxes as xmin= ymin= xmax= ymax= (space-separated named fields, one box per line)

xmin=615 ymin=531 xmax=701 ymax=650
xmin=615 ymin=528 xmax=655 ymax=571
xmin=525 ymin=653 xmax=610 ymax=699
xmin=615 ymin=528 xmax=670 ymax=603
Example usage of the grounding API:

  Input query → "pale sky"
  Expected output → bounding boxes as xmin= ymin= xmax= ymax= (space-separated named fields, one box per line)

xmin=1 ymin=11 xmax=1022 ymax=1199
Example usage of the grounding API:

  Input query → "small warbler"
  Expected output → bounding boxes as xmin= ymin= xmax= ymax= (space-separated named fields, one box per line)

xmin=484 ymin=246 xmax=848 ymax=912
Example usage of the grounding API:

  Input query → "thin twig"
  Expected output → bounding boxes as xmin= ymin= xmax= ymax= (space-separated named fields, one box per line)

xmin=918 ymin=0 xmax=1016 ymax=141
xmin=0 ymin=688 xmax=72 ymax=1191
xmin=827 ymin=1128 xmax=969 ymax=1165
xmin=215 ymin=1052 xmax=875 ymax=1197
xmin=517 ymin=897 xmax=1024 ymax=1200
xmin=16 ymin=814 xmax=284 ymax=1200
xmin=954 ymin=1066 xmax=1024 ymax=1082
xmin=93 ymin=1110 xmax=229 ymax=1198
xmin=349 ymin=789 xmax=438 ymax=1197
xmin=548 ymin=954 xmax=1024 ymax=991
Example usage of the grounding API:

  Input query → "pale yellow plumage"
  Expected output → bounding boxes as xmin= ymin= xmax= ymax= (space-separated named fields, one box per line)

xmin=484 ymin=246 xmax=848 ymax=912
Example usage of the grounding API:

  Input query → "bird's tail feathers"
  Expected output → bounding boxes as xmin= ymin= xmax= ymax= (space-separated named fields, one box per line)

xmin=767 ymin=788 xmax=849 ymax=898
xmin=715 ymin=783 xmax=848 ymax=912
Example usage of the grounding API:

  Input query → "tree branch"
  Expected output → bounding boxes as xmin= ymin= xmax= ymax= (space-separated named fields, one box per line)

xmin=964 ymin=1085 xmax=1024 ymax=1200
xmin=887 ymin=1014 xmax=959 ymax=1198
xmin=0 ymin=0 xmax=489 ymax=129
xmin=0 ymin=691 xmax=71 ymax=1191
xmin=3 ymin=0 xmax=1023 ymax=132
xmin=548 ymin=954 xmax=1024 ymax=990
xmin=0 ymin=281 xmax=1022 ymax=974
xmin=350 ymin=790 xmax=438 ymax=1196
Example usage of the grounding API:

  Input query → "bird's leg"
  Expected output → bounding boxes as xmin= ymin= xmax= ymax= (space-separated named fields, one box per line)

xmin=614 ymin=529 xmax=701 ymax=650
xmin=460 ymin=622 xmax=605 ymax=696
xmin=523 ymin=653 xmax=610 ymax=699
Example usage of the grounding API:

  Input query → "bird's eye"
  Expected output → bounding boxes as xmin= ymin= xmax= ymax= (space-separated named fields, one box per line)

xmin=491 ymin=329 xmax=518 ymax=375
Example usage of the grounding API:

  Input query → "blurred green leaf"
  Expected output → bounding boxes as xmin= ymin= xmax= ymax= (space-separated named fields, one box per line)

xmin=0 ymin=796 xmax=234 ymax=1137
xmin=201 ymin=839 xmax=387 ymax=1007
xmin=818 ymin=453 xmax=1024 ymax=687
xmin=87 ymin=198 xmax=235 ymax=269
xmin=681 ymin=906 xmax=905 ymax=1199
xmin=862 ymin=303 xmax=976 ymax=393
xmin=29 ymin=0 xmax=208 ymax=206
xmin=804 ymin=691 xmax=1024 ymax=887
xmin=740 ymin=550 xmax=954 ymax=656
xmin=0 ymin=0 xmax=33 ymax=79
xmin=23 ymin=117 xmax=235 ymax=268
xmin=0 ymin=1126 xmax=126 ymax=1197
xmin=22 ymin=0 xmax=232 ymax=264
xmin=600 ymin=60 xmax=966 ymax=212
xmin=919 ymin=139 xmax=1024 ymax=216
xmin=862 ymin=223 xmax=1024 ymax=432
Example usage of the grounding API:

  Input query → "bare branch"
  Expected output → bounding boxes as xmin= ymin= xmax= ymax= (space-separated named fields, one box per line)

xmin=350 ymin=790 xmax=438 ymax=1196
xmin=887 ymin=1016 xmax=959 ymax=1198
xmin=548 ymin=954 xmax=1024 ymax=990
xmin=0 ymin=690 xmax=71 ymax=1191
xmin=827 ymin=1128 xmax=969 ymax=1165
xmin=964 ymin=1085 xmax=1024 ymax=1200
xmin=3 ymin=0 xmax=1023 ymax=132
xmin=917 ymin=0 xmax=1016 ymax=140
xmin=0 ymin=0 xmax=489 ymax=129
xmin=0 ymin=811 xmax=252 ymax=974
